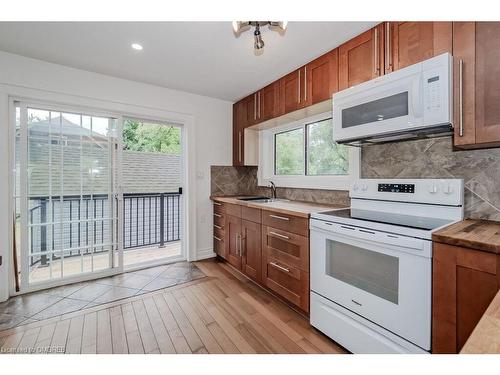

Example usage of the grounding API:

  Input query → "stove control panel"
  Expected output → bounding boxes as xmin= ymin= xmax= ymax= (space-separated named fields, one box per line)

xmin=350 ymin=179 xmax=464 ymax=206
xmin=378 ymin=183 xmax=415 ymax=193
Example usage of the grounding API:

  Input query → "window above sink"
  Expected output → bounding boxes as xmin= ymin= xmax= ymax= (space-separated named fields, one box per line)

xmin=258 ymin=112 xmax=360 ymax=190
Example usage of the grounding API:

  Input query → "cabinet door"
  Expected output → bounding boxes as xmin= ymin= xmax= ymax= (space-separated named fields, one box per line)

xmin=432 ymin=242 xmax=499 ymax=353
xmin=245 ymin=93 xmax=257 ymax=127
xmin=281 ymin=68 xmax=305 ymax=114
xmin=241 ymin=219 xmax=262 ymax=282
xmin=339 ymin=24 xmax=384 ymax=90
xmin=262 ymin=252 xmax=310 ymax=313
xmin=453 ymin=22 xmax=500 ymax=148
xmin=226 ymin=214 xmax=242 ymax=269
xmin=232 ymin=100 xmax=247 ymax=166
xmin=386 ymin=22 xmax=452 ymax=73
xmin=305 ymin=49 xmax=339 ymax=105
xmin=259 ymin=81 xmax=282 ymax=122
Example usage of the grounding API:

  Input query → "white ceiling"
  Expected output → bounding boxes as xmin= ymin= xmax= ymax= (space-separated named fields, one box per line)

xmin=0 ymin=22 xmax=377 ymax=101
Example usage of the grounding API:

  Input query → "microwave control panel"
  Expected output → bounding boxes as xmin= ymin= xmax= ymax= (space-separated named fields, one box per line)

xmin=424 ymin=75 xmax=441 ymax=113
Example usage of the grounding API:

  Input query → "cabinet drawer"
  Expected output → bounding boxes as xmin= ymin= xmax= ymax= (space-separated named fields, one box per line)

xmin=242 ymin=206 xmax=261 ymax=224
xmin=214 ymin=226 xmax=225 ymax=240
xmin=262 ymin=210 xmax=308 ymax=236
xmin=262 ymin=257 xmax=309 ymax=312
xmin=262 ymin=226 xmax=309 ymax=271
xmin=213 ymin=233 xmax=226 ymax=259
xmin=213 ymin=200 xmax=225 ymax=214
xmin=213 ymin=211 xmax=226 ymax=228
xmin=225 ymin=203 xmax=242 ymax=218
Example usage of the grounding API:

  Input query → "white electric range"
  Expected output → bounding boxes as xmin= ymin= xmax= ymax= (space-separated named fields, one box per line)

xmin=309 ymin=178 xmax=464 ymax=354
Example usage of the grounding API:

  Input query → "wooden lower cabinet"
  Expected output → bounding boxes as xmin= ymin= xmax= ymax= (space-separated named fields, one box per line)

xmin=241 ymin=219 xmax=262 ymax=282
xmin=432 ymin=242 xmax=500 ymax=353
xmin=262 ymin=256 xmax=309 ymax=313
xmin=226 ymin=214 xmax=243 ymax=269
xmin=219 ymin=206 xmax=263 ymax=282
xmin=213 ymin=201 xmax=310 ymax=314
xmin=262 ymin=225 xmax=310 ymax=313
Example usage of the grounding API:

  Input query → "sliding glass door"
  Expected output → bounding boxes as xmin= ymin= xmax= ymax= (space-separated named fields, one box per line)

xmin=15 ymin=102 xmax=121 ymax=289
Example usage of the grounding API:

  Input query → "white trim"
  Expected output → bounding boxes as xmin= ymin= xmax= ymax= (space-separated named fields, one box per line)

xmin=19 ymin=102 xmax=28 ymax=291
xmin=258 ymin=111 xmax=360 ymax=190
xmin=0 ymin=93 xmax=11 ymax=302
xmin=196 ymin=247 xmax=216 ymax=261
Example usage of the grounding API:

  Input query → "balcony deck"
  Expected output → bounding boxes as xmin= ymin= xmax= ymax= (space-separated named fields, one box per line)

xmin=29 ymin=241 xmax=181 ymax=284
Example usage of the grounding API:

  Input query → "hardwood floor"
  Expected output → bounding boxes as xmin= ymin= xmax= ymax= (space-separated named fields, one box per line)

xmin=0 ymin=259 xmax=346 ymax=354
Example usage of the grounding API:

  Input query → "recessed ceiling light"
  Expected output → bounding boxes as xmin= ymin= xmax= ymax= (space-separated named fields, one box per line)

xmin=131 ymin=43 xmax=143 ymax=51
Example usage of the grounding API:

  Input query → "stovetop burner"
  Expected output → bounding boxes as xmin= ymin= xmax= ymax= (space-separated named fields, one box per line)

xmin=319 ymin=208 xmax=455 ymax=231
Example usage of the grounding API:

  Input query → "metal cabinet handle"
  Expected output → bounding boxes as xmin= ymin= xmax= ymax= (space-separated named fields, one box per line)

xmin=459 ymin=59 xmax=464 ymax=137
xmin=213 ymin=202 xmax=222 ymax=206
xmin=270 ymin=261 xmax=290 ymax=273
xmin=240 ymin=235 xmax=245 ymax=257
xmin=269 ymin=214 xmax=290 ymax=221
xmin=269 ymin=231 xmax=290 ymax=240
xmin=235 ymin=233 xmax=239 ymax=255
xmin=298 ymin=69 xmax=301 ymax=103
xmin=254 ymin=93 xmax=257 ymax=120
xmin=213 ymin=213 xmax=222 ymax=218
xmin=214 ymin=224 xmax=223 ymax=230
xmin=304 ymin=66 xmax=307 ymax=101
xmin=385 ymin=22 xmax=392 ymax=72
xmin=213 ymin=235 xmax=222 ymax=242
xmin=258 ymin=91 xmax=261 ymax=119
xmin=374 ymin=27 xmax=379 ymax=76
xmin=238 ymin=131 xmax=242 ymax=163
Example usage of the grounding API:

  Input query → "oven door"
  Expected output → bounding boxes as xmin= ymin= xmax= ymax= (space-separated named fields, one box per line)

xmin=333 ymin=70 xmax=424 ymax=143
xmin=310 ymin=220 xmax=432 ymax=350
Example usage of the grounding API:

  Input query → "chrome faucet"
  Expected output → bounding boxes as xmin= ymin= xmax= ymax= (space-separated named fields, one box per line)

xmin=268 ymin=181 xmax=276 ymax=199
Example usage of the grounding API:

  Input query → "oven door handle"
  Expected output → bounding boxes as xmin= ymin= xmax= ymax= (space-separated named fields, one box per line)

xmin=310 ymin=225 xmax=428 ymax=255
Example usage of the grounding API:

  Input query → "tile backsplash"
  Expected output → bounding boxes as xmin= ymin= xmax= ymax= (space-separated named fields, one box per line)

xmin=210 ymin=166 xmax=350 ymax=206
xmin=361 ymin=137 xmax=500 ymax=220
xmin=211 ymin=136 xmax=500 ymax=220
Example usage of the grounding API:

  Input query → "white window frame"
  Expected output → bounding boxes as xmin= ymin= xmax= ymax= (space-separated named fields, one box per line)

xmin=258 ymin=111 xmax=360 ymax=190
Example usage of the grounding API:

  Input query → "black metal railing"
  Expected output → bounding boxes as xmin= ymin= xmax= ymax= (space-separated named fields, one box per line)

xmin=28 ymin=192 xmax=181 ymax=266
xmin=123 ymin=192 xmax=181 ymax=249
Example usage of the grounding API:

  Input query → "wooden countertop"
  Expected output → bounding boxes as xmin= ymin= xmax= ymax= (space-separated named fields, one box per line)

xmin=210 ymin=196 xmax=346 ymax=218
xmin=432 ymin=219 xmax=500 ymax=254
xmin=461 ymin=289 xmax=500 ymax=353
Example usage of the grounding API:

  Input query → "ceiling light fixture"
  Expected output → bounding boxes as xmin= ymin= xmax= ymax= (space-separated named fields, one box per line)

xmin=232 ymin=21 xmax=287 ymax=51
xmin=131 ymin=43 xmax=143 ymax=51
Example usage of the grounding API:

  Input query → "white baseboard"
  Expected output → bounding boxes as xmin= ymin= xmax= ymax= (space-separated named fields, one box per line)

xmin=196 ymin=247 xmax=216 ymax=261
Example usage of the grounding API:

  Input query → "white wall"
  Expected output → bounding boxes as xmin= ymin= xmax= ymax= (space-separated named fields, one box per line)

xmin=0 ymin=51 xmax=232 ymax=301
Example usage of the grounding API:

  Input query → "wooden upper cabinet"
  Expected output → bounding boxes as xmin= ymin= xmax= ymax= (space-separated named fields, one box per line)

xmin=259 ymin=81 xmax=282 ymax=122
xmin=305 ymin=49 xmax=339 ymax=105
xmin=232 ymin=101 xmax=245 ymax=166
xmin=244 ymin=93 xmax=257 ymax=127
xmin=453 ymin=22 xmax=500 ymax=149
xmin=280 ymin=68 xmax=306 ymax=114
xmin=339 ymin=24 xmax=384 ymax=90
xmin=385 ymin=22 xmax=452 ymax=73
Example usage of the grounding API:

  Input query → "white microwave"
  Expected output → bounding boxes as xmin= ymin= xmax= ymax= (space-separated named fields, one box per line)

xmin=333 ymin=53 xmax=453 ymax=146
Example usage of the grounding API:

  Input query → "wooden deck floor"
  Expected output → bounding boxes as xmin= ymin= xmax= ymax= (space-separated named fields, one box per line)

xmin=0 ymin=259 xmax=346 ymax=354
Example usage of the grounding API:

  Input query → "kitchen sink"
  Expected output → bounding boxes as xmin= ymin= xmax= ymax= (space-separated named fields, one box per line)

xmin=237 ymin=197 xmax=288 ymax=203
xmin=237 ymin=196 xmax=269 ymax=201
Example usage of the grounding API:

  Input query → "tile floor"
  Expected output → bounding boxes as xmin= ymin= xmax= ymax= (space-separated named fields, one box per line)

xmin=0 ymin=261 xmax=205 ymax=331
